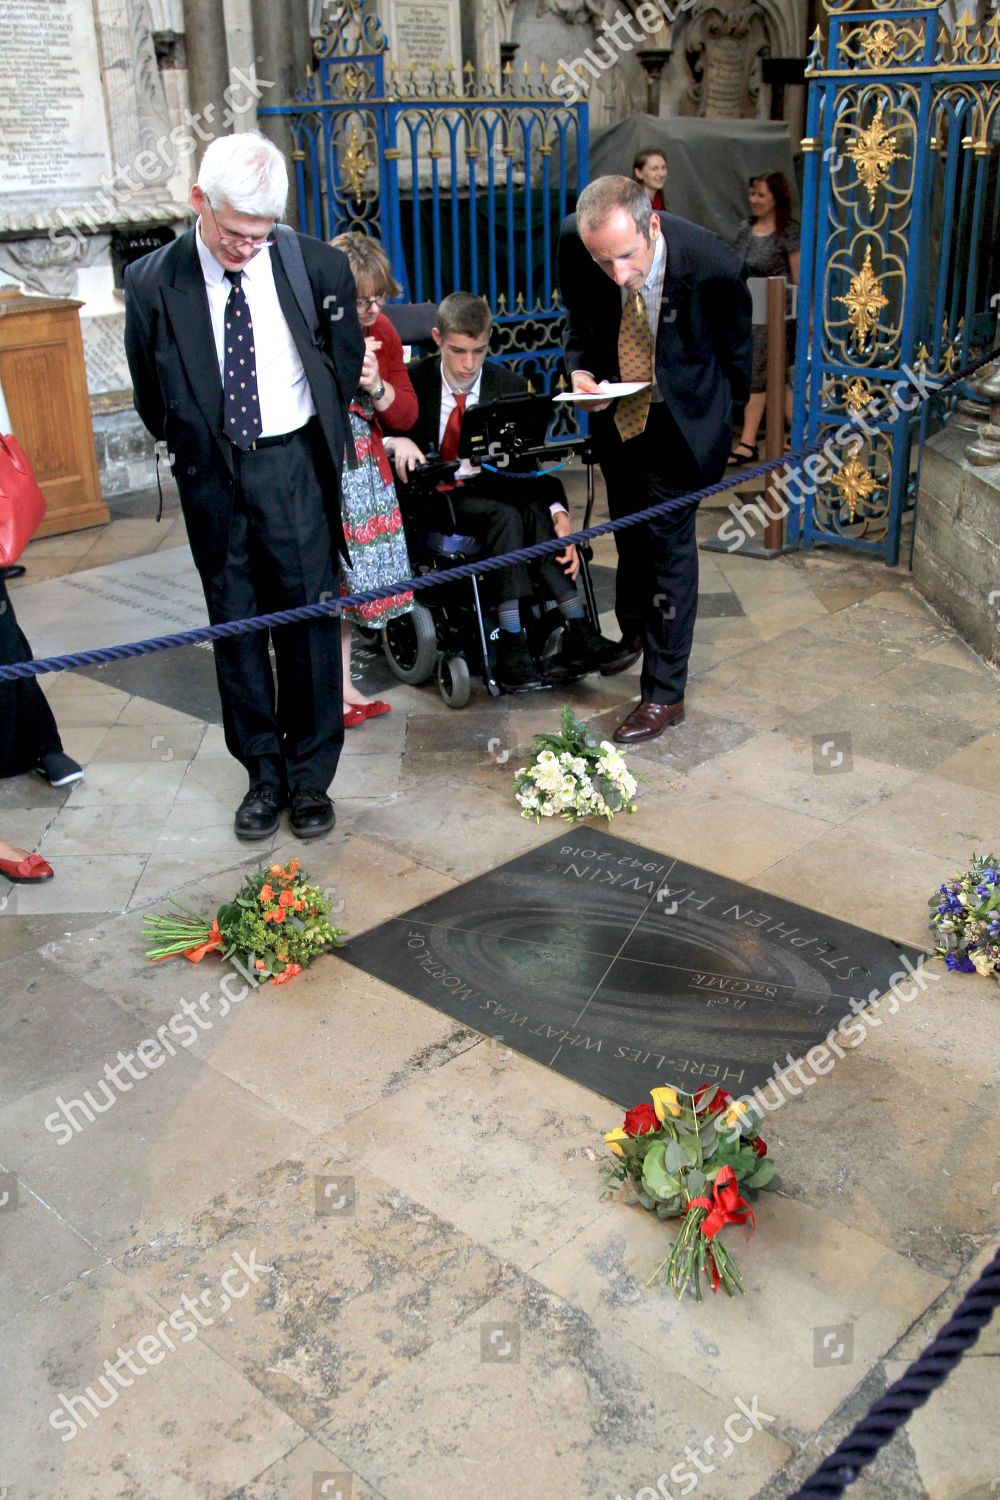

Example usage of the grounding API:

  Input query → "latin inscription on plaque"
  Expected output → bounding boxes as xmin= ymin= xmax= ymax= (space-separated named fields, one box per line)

xmin=0 ymin=0 xmax=113 ymax=197
xmin=385 ymin=0 xmax=461 ymax=75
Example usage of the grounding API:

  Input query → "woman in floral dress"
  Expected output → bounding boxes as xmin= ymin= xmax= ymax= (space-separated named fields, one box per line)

xmin=329 ymin=235 xmax=419 ymax=727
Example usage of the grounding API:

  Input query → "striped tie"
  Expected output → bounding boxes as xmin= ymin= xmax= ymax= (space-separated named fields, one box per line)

xmin=615 ymin=289 xmax=653 ymax=442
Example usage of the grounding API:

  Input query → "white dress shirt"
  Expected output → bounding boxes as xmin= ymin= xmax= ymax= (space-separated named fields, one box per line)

xmin=439 ymin=367 xmax=566 ymax=514
xmin=196 ymin=221 xmax=316 ymax=438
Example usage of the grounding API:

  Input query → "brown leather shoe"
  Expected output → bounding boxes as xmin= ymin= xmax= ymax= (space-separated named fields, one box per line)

xmin=613 ymin=699 xmax=685 ymax=743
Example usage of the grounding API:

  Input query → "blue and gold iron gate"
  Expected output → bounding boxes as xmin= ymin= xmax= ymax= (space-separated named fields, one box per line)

xmin=789 ymin=0 xmax=1000 ymax=564
xmin=259 ymin=1 xmax=588 ymax=434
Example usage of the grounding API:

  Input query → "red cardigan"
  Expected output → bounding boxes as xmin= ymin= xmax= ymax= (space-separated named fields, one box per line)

xmin=370 ymin=312 xmax=418 ymax=433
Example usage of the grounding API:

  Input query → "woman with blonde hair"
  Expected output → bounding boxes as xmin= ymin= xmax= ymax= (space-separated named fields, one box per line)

xmin=329 ymin=233 xmax=419 ymax=727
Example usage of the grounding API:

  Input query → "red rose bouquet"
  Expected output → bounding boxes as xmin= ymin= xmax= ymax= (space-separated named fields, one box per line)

xmin=602 ymin=1083 xmax=778 ymax=1301
xmin=142 ymin=860 xmax=346 ymax=986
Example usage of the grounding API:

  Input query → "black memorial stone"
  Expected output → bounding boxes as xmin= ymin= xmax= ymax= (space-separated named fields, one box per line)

xmin=343 ymin=827 xmax=927 ymax=1107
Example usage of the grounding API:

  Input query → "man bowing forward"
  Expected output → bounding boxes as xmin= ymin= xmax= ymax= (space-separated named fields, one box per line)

xmin=125 ymin=132 xmax=364 ymax=840
xmin=559 ymin=176 xmax=752 ymax=743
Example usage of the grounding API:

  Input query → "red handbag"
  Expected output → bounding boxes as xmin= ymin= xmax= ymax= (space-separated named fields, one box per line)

xmin=0 ymin=433 xmax=46 ymax=566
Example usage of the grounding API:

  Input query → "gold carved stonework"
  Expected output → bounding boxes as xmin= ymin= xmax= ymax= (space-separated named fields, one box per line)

xmin=835 ymin=244 xmax=889 ymax=350
xmin=846 ymin=99 xmax=903 ymax=211
xmin=833 ymin=452 xmax=876 ymax=522
xmin=339 ymin=124 xmax=371 ymax=200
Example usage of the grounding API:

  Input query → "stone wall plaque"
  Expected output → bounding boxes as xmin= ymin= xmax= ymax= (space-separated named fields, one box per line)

xmin=384 ymin=0 xmax=462 ymax=76
xmin=0 ymin=0 xmax=113 ymax=204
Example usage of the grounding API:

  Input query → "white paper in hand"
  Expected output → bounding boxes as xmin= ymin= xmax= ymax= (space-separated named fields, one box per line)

xmin=553 ymin=381 xmax=651 ymax=403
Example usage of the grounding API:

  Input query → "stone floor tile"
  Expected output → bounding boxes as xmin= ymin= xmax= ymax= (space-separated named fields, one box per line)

xmin=38 ymin=802 xmax=172 ymax=856
xmin=113 ymin=697 xmax=206 ymax=729
xmin=741 ymin=590 xmax=833 ymax=641
xmin=757 ymin=1054 xmax=1000 ymax=1277
xmin=0 ymin=1175 xmax=102 ymax=1329
xmin=61 ymin=758 xmax=189 ymax=808
xmin=119 ymin=1155 xmax=519 ymax=1435
xmin=892 ymin=1242 xmax=1000 ymax=1361
xmin=861 ymin=659 xmax=1000 ymax=734
xmin=622 ymin=784 xmax=830 ymax=881
xmin=199 ymin=966 xmax=480 ymax=1136
xmin=0 ymin=1266 xmax=304 ymax=1500
xmin=918 ymin=634 xmax=999 ymax=674
xmin=329 ymin=750 xmax=402 ymax=800
xmin=883 ymin=1353 xmax=1000 ymax=1500
xmin=1 ymin=1047 xmax=317 ymax=1259
xmin=681 ymin=730 xmax=920 ymax=824
xmin=842 ymin=772 xmax=1000 ymax=865
xmin=156 ymin=797 xmax=281 ymax=859
xmin=36 ymin=683 xmax=131 ymax=727
xmin=335 ymin=1046 xmax=622 ymax=1274
xmin=784 ymin=695 xmax=983 ymax=775
xmin=228 ymin=1438 xmax=384 ymax=1500
xmin=918 ymin=730 xmax=1000 ymax=796
xmin=349 ymin=776 xmax=553 ymax=880
xmin=533 ymin=1190 xmax=945 ymax=1434
xmin=849 ymin=962 xmax=998 ymax=1110
xmin=801 ymin=601 xmax=953 ymax=654
xmin=692 ymin=634 xmax=904 ymax=723
xmin=3 ymin=853 xmax=147 ymax=915
xmin=317 ymin=1276 xmax=792 ymax=1500
xmin=747 ymin=823 xmax=947 ymax=948
xmin=90 ymin=723 xmax=208 ymax=765
xmin=0 ymin=910 xmax=101 ymax=965
xmin=0 ymin=804 xmax=63 ymax=852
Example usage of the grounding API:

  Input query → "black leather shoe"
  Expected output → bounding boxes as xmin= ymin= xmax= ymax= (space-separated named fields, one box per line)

xmin=497 ymin=629 xmax=546 ymax=692
xmin=599 ymin=635 xmax=643 ymax=677
xmin=235 ymin=785 xmax=284 ymax=841
xmin=555 ymin=616 xmax=642 ymax=676
xmin=289 ymin=789 xmax=335 ymax=839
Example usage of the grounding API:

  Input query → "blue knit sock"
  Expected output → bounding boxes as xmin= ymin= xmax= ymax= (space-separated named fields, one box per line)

xmin=558 ymin=595 xmax=586 ymax=620
xmin=498 ymin=600 xmax=521 ymax=633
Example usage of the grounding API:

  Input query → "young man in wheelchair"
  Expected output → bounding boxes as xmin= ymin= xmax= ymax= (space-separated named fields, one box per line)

xmin=384 ymin=291 xmax=636 ymax=692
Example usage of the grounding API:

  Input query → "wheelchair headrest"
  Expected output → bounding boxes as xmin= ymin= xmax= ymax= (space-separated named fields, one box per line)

xmin=381 ymin=301 xmax=439 ymax=345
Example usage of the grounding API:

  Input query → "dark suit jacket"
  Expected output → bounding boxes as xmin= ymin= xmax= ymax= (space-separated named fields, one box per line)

xmin=558 ymin=211 xmax=752 ymax=483
xmin=124 ymin=226 xmax=365 ymax=573
xmin=406 ymin=353 xmax=526 ymax=459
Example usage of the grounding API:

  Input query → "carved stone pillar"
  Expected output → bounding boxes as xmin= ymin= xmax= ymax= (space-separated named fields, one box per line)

xmin=637 ymin=48 xmax=672 ymax=116
xmin=184 ymin=0 xmax=231 ymax=144
xmin=251 ymin=0 xmax=313 ymax=220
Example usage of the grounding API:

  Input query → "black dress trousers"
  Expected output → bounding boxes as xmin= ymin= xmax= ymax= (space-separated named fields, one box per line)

xmin=593 ymin=403 xmax=703 ymax=707
xmin=201 ymin=426 xmax=343 ymax=794
xmin=0 ymin=577 xmax=63 ymax=778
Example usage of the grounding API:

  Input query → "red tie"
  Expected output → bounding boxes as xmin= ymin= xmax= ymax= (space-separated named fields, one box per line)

xmin=440 ymin=391 xmax=467 ymax=462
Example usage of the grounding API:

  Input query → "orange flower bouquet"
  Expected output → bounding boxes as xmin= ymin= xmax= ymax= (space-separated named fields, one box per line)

xmin=142 ymin=860 xmax=346 ymax=985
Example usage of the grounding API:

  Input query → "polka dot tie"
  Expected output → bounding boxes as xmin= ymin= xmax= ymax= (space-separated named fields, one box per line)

xmin=615 ymin=289 xmax=653 ymax=442
xmin=223 ymin=269 xmax=262 ymax=449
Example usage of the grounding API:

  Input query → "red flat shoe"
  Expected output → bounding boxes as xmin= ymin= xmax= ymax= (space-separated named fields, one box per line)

xmin=0 ymin=852 xmax=54 ymax=883
xmin=344 ymin=705 xmax=367 ymax=729
xmin=363 ymin=700 xmax=392 ymax=719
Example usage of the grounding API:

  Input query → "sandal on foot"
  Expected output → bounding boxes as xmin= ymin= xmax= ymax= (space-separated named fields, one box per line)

xmin=727 ymin=442 xmax=759 ymax=467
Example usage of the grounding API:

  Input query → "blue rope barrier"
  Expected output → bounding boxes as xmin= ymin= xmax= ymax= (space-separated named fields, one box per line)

xmin=1 ymin=345 xmax=994 ymax=685
xmin=788 ymin=1242 xmax=1000 ymax=1498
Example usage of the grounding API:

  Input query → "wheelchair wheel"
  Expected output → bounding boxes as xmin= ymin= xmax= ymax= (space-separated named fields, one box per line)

xmin=437 ymin=653 xmax=471 ymax=709
xmin=383 ymin=602 xmax=438 ymax=684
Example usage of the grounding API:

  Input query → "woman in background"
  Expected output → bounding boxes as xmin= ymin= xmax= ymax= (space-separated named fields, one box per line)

xmin=1 ymin=572 xmax=82 ymax=788
xmin=728 ymin=170 xmax=800 ymax=466
xmin=328 ymin=234 xmax=419 ymax=728
xmin=632 ymin=148 xmax=669 ymax=210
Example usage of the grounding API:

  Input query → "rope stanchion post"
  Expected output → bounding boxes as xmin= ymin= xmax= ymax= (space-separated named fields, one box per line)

xmin=1 ymin=345 xmax=996 ymax=687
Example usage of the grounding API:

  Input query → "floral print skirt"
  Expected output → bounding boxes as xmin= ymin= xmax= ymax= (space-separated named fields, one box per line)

xmin=339 ymin=405 xmax=414 ymax=628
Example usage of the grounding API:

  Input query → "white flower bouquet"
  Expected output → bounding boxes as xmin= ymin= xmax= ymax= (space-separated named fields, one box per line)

xmin=513 ymin=706 xmax=640 ymax=823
